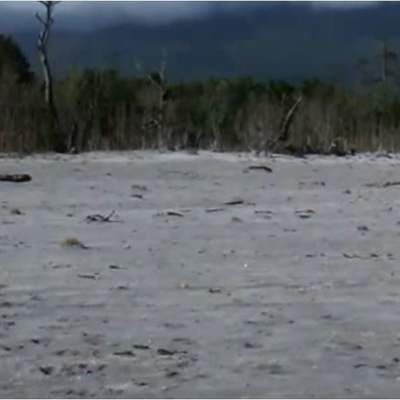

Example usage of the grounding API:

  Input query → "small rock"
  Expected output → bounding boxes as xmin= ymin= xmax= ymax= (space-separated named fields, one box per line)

xmin=10 ymin=208 xmax=23 ymax=215
xmin=353 ymin=363 xmax=367 ymax=369
xmin=108 ymin=264 xmax=122 ymax=270
xmin=39 ymin=366 xmax=54 ymax=375
xmin=157 ymin=348 xmax=176 ymax=356
xmin=131 ymin=184 xmax=148 ymax=192
xmin=165 ymin=371 xmax=179 ymax=378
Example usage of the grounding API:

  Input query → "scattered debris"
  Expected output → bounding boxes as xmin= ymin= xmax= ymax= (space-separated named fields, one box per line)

xmin=60 ymin=237 xmax=89 ymax=249
xmin=85 ymin=210 xmax=119 ymax=223
xmin=365 ymin=181 xmax=400 ymax=188
xmin=131 ymin=184 xmax=148 ymax=192
xmin=254 ymin=210 xmax=273 ymax=215
xmin=10 ymin=208 xmax=24 ymax=215
xmin=165 ymin=370 xmax=179 ymax=378
xmin=205 ymin=207 xmax=225 ymax=213
xmin=113 ymin=350 xmax=135 ymax=357
xmin=155 ymin=210 xmax=185 ymax=218
xmin=38 ymin=366 xmax=54 ymax=376
xmin=166 ymin=210 xmax=184 ymax=217
xmin=157 ymin=348 xmax=176 ymax=356
xmin=208 ymin=287 xmax=222 ymax=294
xmin=255 ymin=210 xmax=273 ymax=219
xmin=108 ymin=264 xmax=123 ymax=270
xmin=0 ymin=174 xmax=31 ymax=183
xmin=343 ymin=253 xmax=361 ymax=259
xmin=354 ymin=363 xmax=367 ymax=369
xmin=44 ymin=262 xmax=72 ymax=270
xmin=295 ymin=209 xmax=315 ymax=219
xmin=77 ymin=274 xmax=98 ymax=280
xmin=114 ymin=285 xmax=129 ymax=290
xmin=382 ymin=181 xmax=400 ymax=188
xmin=224 ymin=198 xmax=244 ymax=206
xmin=132 ymin=380 xmax=148 ymax=387
xmin=133 ymin=344 xmax=150 ymax=350
xmin=244 ymin=341 xmax=262 ymax=349
xmin=244 ymin=165 xmax=273 ymax=173
xmin=375 ymin=152 xmax=393 ymax=159
xmin=343 ymin=252 xmax=380 ymax=260
xmin=178 ymin=281 xmax=190 ymax=289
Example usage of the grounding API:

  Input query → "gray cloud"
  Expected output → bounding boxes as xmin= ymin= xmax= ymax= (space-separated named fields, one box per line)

xmin=0 ymin=1 xmax=379 ymax=33
xmin=1 ymin=2 xmax=218 ymax=31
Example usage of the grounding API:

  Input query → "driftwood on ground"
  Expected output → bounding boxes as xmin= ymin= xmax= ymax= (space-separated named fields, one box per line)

xmin=85 ymin=210 xmax=118 ymax=223
xmin=0 ymin=174 xmax=31 ymax=183
xmin=245 ymin=165 xmax=273 ymax=173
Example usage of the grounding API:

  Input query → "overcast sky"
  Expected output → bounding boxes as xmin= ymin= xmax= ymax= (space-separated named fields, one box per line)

xmin=0 ymin=1 xmax=377 ymax=32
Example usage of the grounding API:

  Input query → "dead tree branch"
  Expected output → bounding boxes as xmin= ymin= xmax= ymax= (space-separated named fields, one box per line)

xmin=0 ymin=174 xmax=32 ymax=183
xmin=36 ymin=1 xmax=65 ymax=152
xmin=266 ymin=95 xmax=303 ymax=153
xmin=147 ymin=52 xmax=168 ymax=150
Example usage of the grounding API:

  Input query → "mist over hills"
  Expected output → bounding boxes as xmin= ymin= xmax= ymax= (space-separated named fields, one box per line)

xmin=9 ymin=2 xmax=400 ymax=83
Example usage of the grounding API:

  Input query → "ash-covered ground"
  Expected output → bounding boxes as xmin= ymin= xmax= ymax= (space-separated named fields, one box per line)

xmin=1 ymin=151 xmax=400 ymax=398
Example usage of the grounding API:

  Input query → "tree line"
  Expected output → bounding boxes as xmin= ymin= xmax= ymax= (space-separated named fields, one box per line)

xmin=2 ymin=30 xmax=400 ymax=155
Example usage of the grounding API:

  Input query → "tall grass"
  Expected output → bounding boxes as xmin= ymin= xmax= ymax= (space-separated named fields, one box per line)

xmin=2 ymin=71 xmax=400 ymax=154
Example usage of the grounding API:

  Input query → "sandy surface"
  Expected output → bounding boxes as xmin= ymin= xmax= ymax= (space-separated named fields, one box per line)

xmin=1 ymin=150 xmax=400 ymax=398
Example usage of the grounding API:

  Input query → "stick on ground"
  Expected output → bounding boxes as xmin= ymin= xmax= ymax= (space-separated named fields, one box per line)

xmin=0 ymin=174 xmax=31 ymax=183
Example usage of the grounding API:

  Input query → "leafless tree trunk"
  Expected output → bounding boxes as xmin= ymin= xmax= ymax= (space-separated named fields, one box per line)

xmin=147 ymin=53 xmax=168 ymax=150
xmin=36 ymin=1 xmax=65 ymax=152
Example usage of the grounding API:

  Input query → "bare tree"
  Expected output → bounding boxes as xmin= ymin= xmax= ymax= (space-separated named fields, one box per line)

xmin=357 ymin=40 xmax=399 ymax=85
xmin=36 ymin=1 xmax=65 ymax=151
xmin=147 ymin=51 xmax=168 ymax=150
xmin=356 ymin=41 xmax=400 ymax=147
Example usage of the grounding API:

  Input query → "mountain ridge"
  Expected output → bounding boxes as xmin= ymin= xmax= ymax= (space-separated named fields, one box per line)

xmin=9 ymin=2 xmax=400 ymax=83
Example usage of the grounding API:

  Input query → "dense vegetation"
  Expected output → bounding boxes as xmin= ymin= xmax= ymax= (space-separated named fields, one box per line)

xmin=2 ymin=33 xmax=400 ymax=155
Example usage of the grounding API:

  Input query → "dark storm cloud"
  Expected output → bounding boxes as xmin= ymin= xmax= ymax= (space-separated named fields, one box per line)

xmin=0 ymin=1 xmax=239 ymax=32
xmin=0 ymin=1 xmax=377 ymax=33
